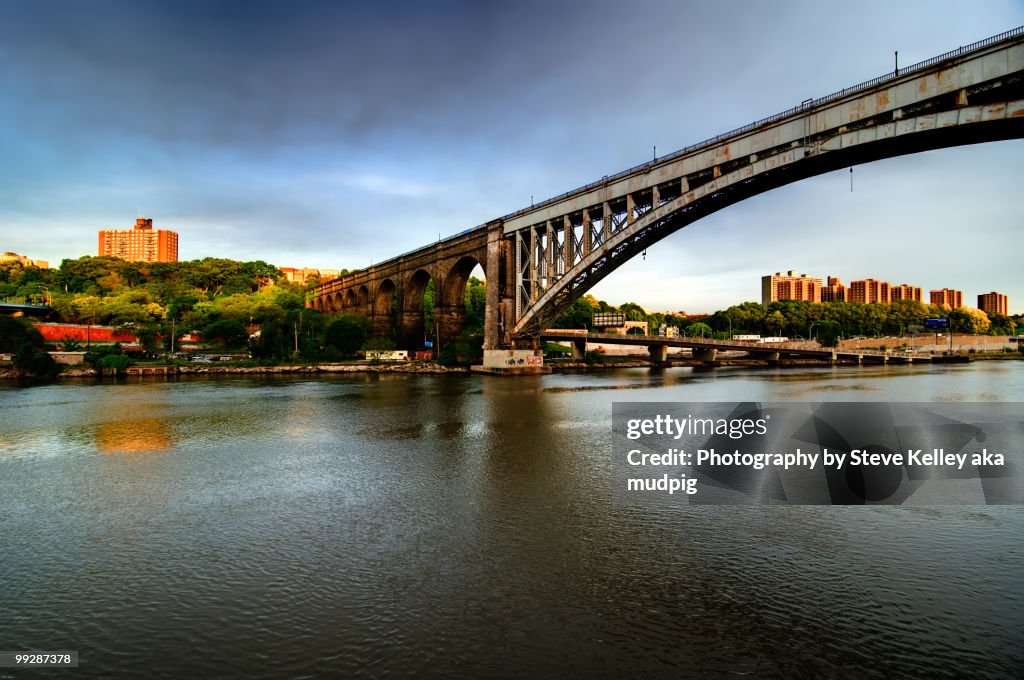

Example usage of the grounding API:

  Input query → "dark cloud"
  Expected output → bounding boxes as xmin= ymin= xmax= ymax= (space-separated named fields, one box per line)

xmin=1 ymin=1 xmax=1021 ymax=310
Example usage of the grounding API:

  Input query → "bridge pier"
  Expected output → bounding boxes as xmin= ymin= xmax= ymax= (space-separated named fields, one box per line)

xmin=371 ymin=312 xmax=394 ymax=340
xmin=397 ymin=310 xmax=425 ymax=350
xmin=571 ymin=339 xmax=587 ymax=360
xmin=436 ymin=304 xmax=466 ymax=352
xmin=692 ymin=348 xmax=717 ymax=362
xmin=648 ymin=345 xmax=668 ymax=364
xmin=482 ymin=223 xmax=509 ymax=350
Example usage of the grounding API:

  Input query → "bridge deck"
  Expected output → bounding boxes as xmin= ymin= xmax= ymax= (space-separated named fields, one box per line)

xmin=541 ymin=332 xmax=932 ymax=362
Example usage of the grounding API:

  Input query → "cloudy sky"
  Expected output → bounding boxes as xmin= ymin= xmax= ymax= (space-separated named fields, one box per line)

xmin=1 ymin=0 xmax=1021 ymax=313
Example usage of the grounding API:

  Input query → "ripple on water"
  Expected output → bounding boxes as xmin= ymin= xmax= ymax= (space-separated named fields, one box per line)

xmin=1 ymin=370 xmax=1022 ymax=678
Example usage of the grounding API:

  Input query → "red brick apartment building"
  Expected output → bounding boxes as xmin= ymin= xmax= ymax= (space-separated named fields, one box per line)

xmin=977 ymin=291 xmax=1008 ymax=316
xmin=761 ymin=271 xmax=822 ymax=305
xmin=848 ymin=279 xmax=890 ymax=304
xmin=930 ymin=288 xmax=963 ymax=309
xmin=98 ymin=218 xmax=178 ymax=262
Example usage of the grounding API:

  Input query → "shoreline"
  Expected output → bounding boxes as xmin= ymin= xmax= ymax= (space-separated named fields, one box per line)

xmin=3 ymin=353 xmax=1019 ymax=381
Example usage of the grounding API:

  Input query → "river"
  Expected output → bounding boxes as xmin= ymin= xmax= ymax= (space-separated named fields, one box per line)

xmin=1 ymin=362 xmax=1022 ymax=678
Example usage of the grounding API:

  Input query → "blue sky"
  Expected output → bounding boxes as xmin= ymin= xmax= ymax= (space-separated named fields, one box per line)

xmin=1 ymin=0 xmax=1022 ymax=313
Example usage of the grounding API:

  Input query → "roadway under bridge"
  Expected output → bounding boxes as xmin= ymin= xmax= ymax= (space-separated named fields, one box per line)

xmin=312 ymin=27 xmax=1024 ymax=358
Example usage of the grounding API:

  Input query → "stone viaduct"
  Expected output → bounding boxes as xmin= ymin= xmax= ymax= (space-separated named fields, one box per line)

xmin=312 ymin=27 xmax=1024 ymax=356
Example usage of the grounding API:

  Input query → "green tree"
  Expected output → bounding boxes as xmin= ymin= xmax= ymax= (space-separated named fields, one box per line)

xmin=324 ymin=314 xmax=368 ymax=358
xmin=685 ymin=322 xmax=712 ymax=338
xmin=620 ymin=302 xmax=647 ymax=322
xmin=247 ymin=319 xmax=291 ymax=360
xmin=203 ymin=319 xmax=249 ymax=347
xmin=463 ymin=277 xmax=487 ymax=332
xmin=0 ymin=317 xmax=58 ymax=376
xmin=136 ymin=324 xmax=161 ymax=352
xmin=816 ymin=320 xmax=842 ymax=348
xmin=949 ymin=307 xmax=991 ymax=334
xmin=553 ymin=296 xmax=595 ymax=329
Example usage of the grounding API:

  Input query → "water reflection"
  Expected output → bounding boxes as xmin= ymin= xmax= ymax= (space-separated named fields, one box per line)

xmin=0 ymin=364 xmax=1021 ymax=678
xmin=95 ymin=417 xmax=173 ymax=453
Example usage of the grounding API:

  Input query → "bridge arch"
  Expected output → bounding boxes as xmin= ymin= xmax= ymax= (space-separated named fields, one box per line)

xmin=511 ymin=107 xmax=1024 ymax=340
xmin=372 ymin=279 xmax=398 ymax=338
xmin=309 ymin=28 xmax=1024 ymax=353
xmin=357 ymin=285 xmax=370 ymax=313
xmin=344 ymin=289 xmax=357 ymax=310
xmin=433 ymin=256 xmax=484 ymax=350
xmin=441 ymin=256 xmax=482 ymax=308
xmin=397 ymin=269 xmax=433 ymax=349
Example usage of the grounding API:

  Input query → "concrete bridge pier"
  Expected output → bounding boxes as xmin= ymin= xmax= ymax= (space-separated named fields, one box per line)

xmin=648 ymin=345 xmax=668 ymax=364
xmin=571 ymin=339 xmax=587 ymax=360
xmin=692 ymin=348 xmax=717 ymax=362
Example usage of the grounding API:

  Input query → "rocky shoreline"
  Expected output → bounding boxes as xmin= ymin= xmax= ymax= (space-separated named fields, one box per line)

xmin=0 ymin=362 xmax=472 ymax=379
xmin=2 ymin=353 xmax=1018 ymax=381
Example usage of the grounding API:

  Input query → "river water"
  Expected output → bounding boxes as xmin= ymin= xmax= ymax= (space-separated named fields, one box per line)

xmin=1 ymin=362 xmax=1022 ymax=678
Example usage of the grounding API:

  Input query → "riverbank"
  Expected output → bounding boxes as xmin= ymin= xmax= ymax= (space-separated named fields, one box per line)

xmin=0 ymin=362 xmax=472 ymax=379
xmin=2 ymin=352 xmax=1019 ymax=380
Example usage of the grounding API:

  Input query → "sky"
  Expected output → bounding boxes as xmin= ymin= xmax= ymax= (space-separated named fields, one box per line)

xmin=1 ymin=0 xmax=1022 ymax=314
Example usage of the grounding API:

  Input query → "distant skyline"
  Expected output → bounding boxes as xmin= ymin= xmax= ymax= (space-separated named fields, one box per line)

xmin=1 ymin=1 xmax=1022 ymax=313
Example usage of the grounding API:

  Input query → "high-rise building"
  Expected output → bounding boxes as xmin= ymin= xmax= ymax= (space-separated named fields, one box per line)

xmin=977 ymin=291 xmax=1008 ymax=316
xmin=890 ymin=284 xmax=922 ymax=303
xmin=930 ymin=288 xmax=963 ymax=309
xmin=98 ymin=218 xmax=178 ymax=262
xmin=821 ymin=276 xmax=846 ymax=302
xmin=849 ymin=279 xmax=890 ymax=304
xmin=761 ymin=271 xmax=822 ymax=305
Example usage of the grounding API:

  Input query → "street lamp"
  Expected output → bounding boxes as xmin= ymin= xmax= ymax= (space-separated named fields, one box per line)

xmin=808 ymin=322 xmax=818 ymax=344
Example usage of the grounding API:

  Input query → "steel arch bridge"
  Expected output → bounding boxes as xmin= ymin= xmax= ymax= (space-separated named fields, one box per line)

xmin=312 ymin=26 xmax=1024 ymax=352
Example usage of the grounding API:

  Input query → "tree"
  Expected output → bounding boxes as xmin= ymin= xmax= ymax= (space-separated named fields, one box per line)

xmin=0 ymin=317 xmax=58 ymax=377
xmin=986 ymin=314 xmax=1015 ymax=336
xmin=766 ymin=310 xmax=786 ymax=335
xmin=620 ymin=302 xmax=647 ymax=322
xmin=463 ymin=277 xmax=487 ymax=332
xmin=553 ymin=296 xmax=595 ymax=329
xmin=247 ymin=319 xmax=291 ymax=360
xmin=203 ymin=319 xmax=249 ymax=347
xmin=685 ymin=322 xmax=712 ymax=338
xmin=136 ymin=324 xmax=161 ymax=352
xmin=949 ymin=307 xmax=991 ymax=334
xmin=817 ymin=320 xmax=842 ymax=348
xmin=324 ymin=315 xmax=368 ymax=357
